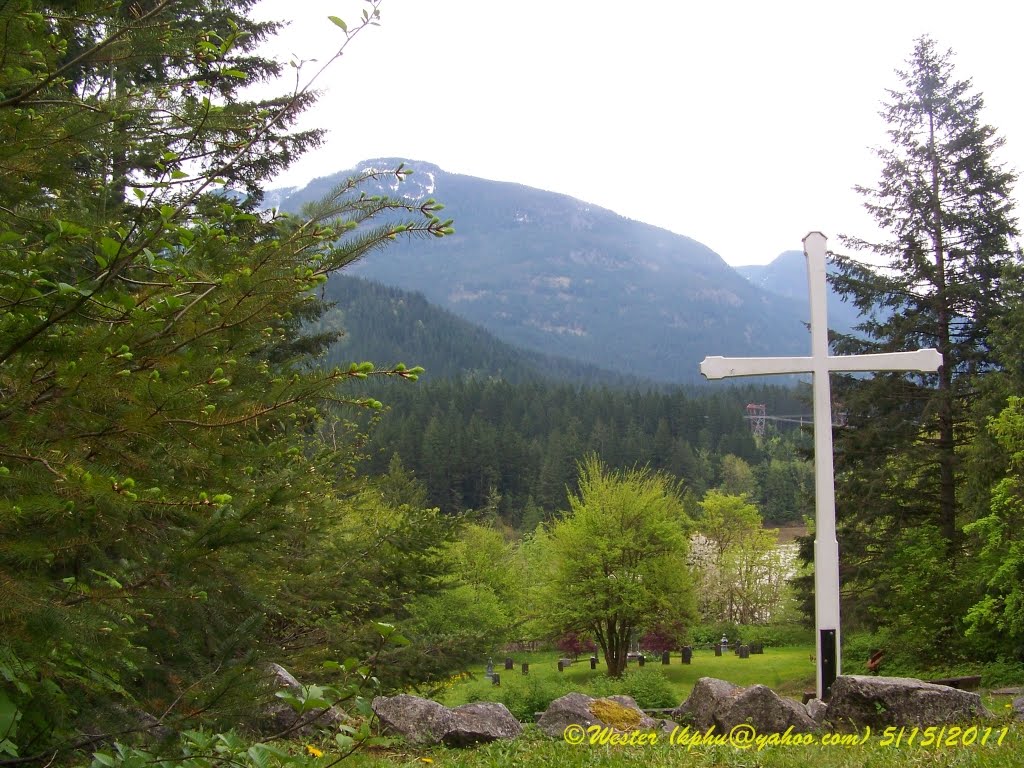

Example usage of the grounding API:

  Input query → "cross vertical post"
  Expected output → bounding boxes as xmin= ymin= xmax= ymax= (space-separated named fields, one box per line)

xmin=699 ymin=231 xmax=941 ymax=699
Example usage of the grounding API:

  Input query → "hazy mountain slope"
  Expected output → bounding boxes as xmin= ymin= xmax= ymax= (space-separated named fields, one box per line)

xmin=273 ymin=159 xmax=817 ymax=384
xmin=736 ymin=249 xmax=863 ymax=333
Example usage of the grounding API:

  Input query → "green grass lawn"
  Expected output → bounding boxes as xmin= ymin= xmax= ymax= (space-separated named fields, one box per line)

xmin=439 ymin=647 xmax=817 ymax=717
xmin=318 ymin=646 xmax=1024 ymax=768
xmin=337 ymin=723 xmax=1024 ymax=768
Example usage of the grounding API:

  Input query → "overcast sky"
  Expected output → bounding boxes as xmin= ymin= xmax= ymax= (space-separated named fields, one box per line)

xmin=252 ymin=0 xmax=1024 ymax=266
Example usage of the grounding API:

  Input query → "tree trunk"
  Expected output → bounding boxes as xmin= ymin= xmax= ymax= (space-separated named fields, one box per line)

xmin=928 ymin=107 xmax=959 ymax=555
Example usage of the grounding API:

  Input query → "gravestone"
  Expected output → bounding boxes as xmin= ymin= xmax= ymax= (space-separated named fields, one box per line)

xmin=557 ymin=660 xmax=564 ymax=672
xmin=590 ymin=656 xmax=597 ymax=670
xmin=492 ymin=673 xmax=500 ymax=687
xmin=662 ymin=651 xmax=670 ymax=665
xmin=699 ymin=232 xmax=942 ymax=699
xmin=714 ymin=645 xmax=722 ymax=657
xmin=739 ymin=645 xmax=750 ymax=659
xmin=682 ymin=646 xmax=693 ymax=664
xmin=485 ymin=659 xmax=494 ymax=681
xmin=521 ymin=662 xmax=529 ymax=675
xmin=751 ymin=643 xmax=764 ymax=654
xmin=504 ymin=657 xmax=513 ymax=670
xmin=638 ymin=654 xmax=645 ymax=667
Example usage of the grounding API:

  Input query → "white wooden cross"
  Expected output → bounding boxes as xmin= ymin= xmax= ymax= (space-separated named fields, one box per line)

xmin=699 ymin=231 xmax=941 ymax=700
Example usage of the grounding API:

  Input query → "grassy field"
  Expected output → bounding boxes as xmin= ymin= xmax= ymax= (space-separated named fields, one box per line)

xmin=337 ymin=723 xmax=1024 ymax=768
xmin=439 ymin=647 xmax=817 ymax=717
xmin=318 ymin=646 xmax=1024 ymax=768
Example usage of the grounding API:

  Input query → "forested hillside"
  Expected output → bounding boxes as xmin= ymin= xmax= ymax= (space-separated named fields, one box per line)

xmin=316 ymin=275 xmax=650 ymax=386
xmin=359 ymin=378 xmax=815 ymax=527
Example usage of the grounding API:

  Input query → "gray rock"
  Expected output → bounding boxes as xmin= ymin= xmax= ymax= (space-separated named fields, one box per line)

xmin=372 ymin=695 xmax=452 ymax=746
xmin=991 ymin=687 xmax=1024 ymax=696
xmin=372 ymin=695 xmax=522 ymax=747
xmin=1012 ymin=696 xmax=1024 ymax=721
xmin=254 ymin=663 xmax=348 ymax=737
xmin=78 ymin=704 xmax=176 ymax=746
xmin=670 ymin=677 xmax=741 ymax=731
xmin=826 ymin=675 xmax=993 ymax=730
xmin=445 ymin=702 xmax=523 ymax=746
xmin=806 ymin=698 xmax=828 ymax=726
xmin=715 ymin=684 xmax=817 ymax=733
xmin=536 ymin=692 xmax=662 ymax=738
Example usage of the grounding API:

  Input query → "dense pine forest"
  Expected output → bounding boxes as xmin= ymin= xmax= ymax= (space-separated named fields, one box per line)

xmin=358 ymin=377 xmax=815 ymax=527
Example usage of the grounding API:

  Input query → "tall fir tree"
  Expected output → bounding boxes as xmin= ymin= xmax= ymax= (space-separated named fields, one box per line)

xmin=828 ymin=36 xmax=1020 ymax=657
xmin=0 ymin=0 xmax=458 ymax=755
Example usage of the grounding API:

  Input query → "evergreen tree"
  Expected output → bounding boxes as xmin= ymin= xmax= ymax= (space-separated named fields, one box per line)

xmin=0 ymin=0 xmax=456 ymax=754
xmin=829 ymin=36 xmax=1020 ymax=653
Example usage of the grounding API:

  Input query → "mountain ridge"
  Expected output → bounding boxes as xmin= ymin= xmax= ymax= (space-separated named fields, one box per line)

xmin=271 ymin=159 xmax=849 ymax=383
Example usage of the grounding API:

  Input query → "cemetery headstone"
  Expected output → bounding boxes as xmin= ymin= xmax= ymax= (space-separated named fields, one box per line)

xmin=492 ymin=673 xmax=500 ymax=686
xmin=662 ymin=651 xmax=670 ymax=665
xmin=714 ymin=645 xmax=722 ymax=657
xmin=557 ymin=660 xmax=564 ymax=672
xmin=682 ymin=646 xmax=693 ymax=664
xmin=504 ymin=657 xmax=513 ymax=670
xmin=739 ymin=645 xmax=750 ymax=659
xmin=752 ymin=643 xmax=764 ymax=654
xmin=521 ymin=662 xmax=529 ymax=675
xmin=485 ymin=659 xmax=494 ymax=681
xmin=638 ymin=654 xmax=645 ymax=667
xmin=590 ymin=656 xmax=597 ymax=670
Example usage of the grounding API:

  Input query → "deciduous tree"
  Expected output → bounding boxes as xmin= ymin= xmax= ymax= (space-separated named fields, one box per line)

xmin=534 ymin=456 xmax=695 ymax=677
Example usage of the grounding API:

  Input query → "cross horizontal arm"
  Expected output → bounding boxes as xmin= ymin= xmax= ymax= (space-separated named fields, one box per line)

xmin=826 ymin=348 xmax=942 ymax=373
xmin=700 ymin=356 xmax=813 ymax=379
xmin=700 ymin=348 xmax=941 ymax=381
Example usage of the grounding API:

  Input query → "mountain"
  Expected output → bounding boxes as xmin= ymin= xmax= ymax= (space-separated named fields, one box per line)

xmin=271 ymin=159 xmax=825 ymax=384
xmin=736 ymin=250 xmax=863 ymax=333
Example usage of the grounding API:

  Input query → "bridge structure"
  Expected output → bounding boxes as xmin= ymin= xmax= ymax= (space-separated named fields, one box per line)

xmin=743 ymin=405 xmax=843 ymax=435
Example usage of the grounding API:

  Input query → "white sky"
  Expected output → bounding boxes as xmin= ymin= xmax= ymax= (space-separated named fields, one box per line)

xmin=252 ymin=0 xmax=1024 ymax=266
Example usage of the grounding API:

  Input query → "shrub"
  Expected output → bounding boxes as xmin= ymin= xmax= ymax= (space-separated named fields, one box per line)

xmin=497 ymin=675 xmax=571 ymax=722
xmin=621 ymin=668 xmax=677 ymax=709
xmin=690 ymin=622 xmax=741 ymax=646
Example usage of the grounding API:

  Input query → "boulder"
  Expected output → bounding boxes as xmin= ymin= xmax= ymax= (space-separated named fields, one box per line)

xmin=806 ymin=698 xmax=828 ymax=726
xmin=372 ymin=695 xmax=452 ymax=746
xmin=77 ymin=704 xmax=176 ymax=746
xmin=670 ymin=677 xmax=741 ymax=731
xmin=826 ymin=675 xmax=993 ymax=730
xmin=254 ymin=663 xmax=348 ymax=737
xmin=1012 ymin=696 xmax=1024 ymax=721
xmin=445 ymin=702 xmax=523 ymax=746
xmin=372 ymin=695 xmax=522 ymax=747
xmin=715 ymin=684 xmax=816 ymax=733
xmin=536 ymin=692 xmax=667 ymax=738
